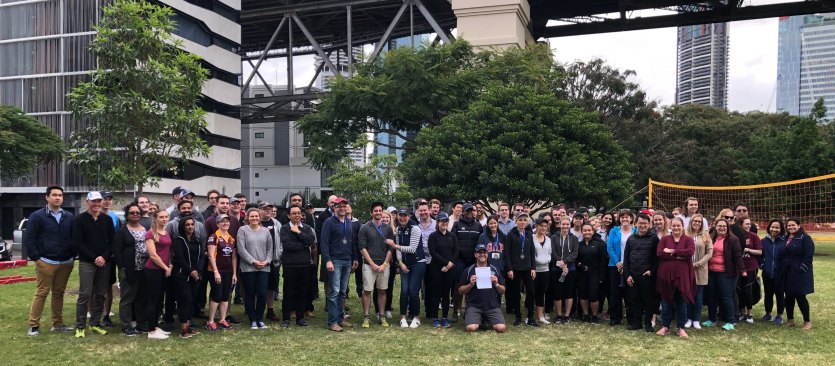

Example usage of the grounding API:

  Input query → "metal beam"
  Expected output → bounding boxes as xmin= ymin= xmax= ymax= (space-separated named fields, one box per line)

xmin=538 ymin=1 xmax=835 ymax=38
xmin=368 ymin=0 xmax=410 ymax=61
xmin=242 ymin=92 xmax=330 ymax=105
xmin=288 ymin=16 xmax=294 ymax=94
xmin=241 ymin=0 xmax=395 ymax=20
xmin=241 ymin=15 xmax=287 ymax=95
xmin=347 ymin=5 xmax=353 ymax=77
xmin=413 ymin=0 xmax=452 ymax=43
xmin=290 ymin=13 xmax=340 ymax=76
xmin=246 ymin=59 xmax=276 ymax=97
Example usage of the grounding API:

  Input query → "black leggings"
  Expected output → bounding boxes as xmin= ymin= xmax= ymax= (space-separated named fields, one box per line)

xmin=785 ymin=294 xmax=810 ymax=322
xmin=282 ymin=266 xmax=311 ymax=321
xmin=762 ymin=274 xmax=784 ymax=315
xmin=427 ymin=266 xmax=453 ymax=319
xmin=175 ymin=276 xmax=200 ymax=324
xmin=507 ymin=270 xmax=535 ymax=318
xmin=534 ymin=271 xmax=550 ymax=308
xmin=577 ymin=271 xmax=601 ymax=301
xmin=144 ymin=269 xmax=165 ymax=331
xmin=738 ymin=271 xmax=758 ymax=310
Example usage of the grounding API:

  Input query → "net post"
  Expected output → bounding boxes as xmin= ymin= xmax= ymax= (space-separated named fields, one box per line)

xmin=648 ymin=178 xmax=654 ymax=208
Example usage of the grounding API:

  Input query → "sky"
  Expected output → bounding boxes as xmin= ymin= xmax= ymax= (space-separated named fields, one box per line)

xmin=244 ymin=2 xmax=787 ymax=113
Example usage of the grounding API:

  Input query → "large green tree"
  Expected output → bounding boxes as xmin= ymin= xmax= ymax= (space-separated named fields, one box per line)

xmin=0 ymin=106 xmax=63 ymax=179
xmin=327 ymin=154 xmax=412 ymax=221
xmin=67 ymin=0 xmax=210 ymax=192
xmin=401 ymin=85 xmax=633 ymax=212
xmin=297 ymin=41 xmax=556 ymax=170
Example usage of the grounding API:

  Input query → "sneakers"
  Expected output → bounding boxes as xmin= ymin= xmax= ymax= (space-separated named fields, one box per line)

xmin=677 ymin=328 xmax=689 ymax=339
xmin=410 ymin=318 xmax=420 ymax=329
xmin=527 ymin=318 xmax=540 ymax=327
xmin=590 ymin=315 xmax=599 ymax=324
xmin=787 ymin=319 xmax=796 ymax=327
xmin=124 ymin=322 xmax=138 ymax=337
xmin=644 ymin=324 xmax=654 ymax=333
xmin=102 ymin=317 xmax=115 ymax=327
xmin=361 ymin=317 xmax=370 ymax=328
xmin=385 ymin=310 xmax=393 ymax=319
xmin=280 ymin=320 xmax=290 ymax=328
xmin=380 ymin=318 xmax=390 ymax=328
xmin=250 ymin=321 xmax=259 ymax=330
xmin=339 ymin=321 xmax=353 ymax=328
xmin=51 ymin=325 xmax=73 ymax=332
xmin=89 ymin=325 xmax=108 ymax=335
xmin=692 ymin=321 xmax=702 ymax=330
xmin=722 ymin=323 xmax=735 ymax=331
xmin=538 ymin=317 xmax=550 ymax=325
xmin=147 ymin=329 xmax=169 ymax=339
xmin=27 ymin=327 xmax=39 ymax=337
xmin=442 ymin=318 xmax=451 ymax=328
xmin=513 ymin=318 xmax=523 ymax=326
xmin=775 ymin=315 xmax=784 ymax=326
xmin=400 ymin=318 xmax=409 ymax=328
xmin=656 ymin=327 xmax=669 ymax=336
xmin=761 ymin=313 xmax=773 ymax=322
xmin=701 ymin=320 xmax=715 ymax=327
xmin=258 ymin=321 xmax=268 ymax=329
xmin=329 ymin=324 xmax=343 ymax=332
xmin=219 ymin=320 xmax=231 ymax=330
xmin=684 ymin=320 xmax=693 ymax=328
xmin=156 ymin=327 xmax=171 ymax=335
xmin=746 ymin=315 xmax=754 ymax=324
xmin=432 ymin=319 xmax=441 ymax=328
xmin=296 ymin=319 xmax=309 ymax=327
xmin=205 ymin=322 xmax=218 ymax=332
xmin=803 ymin=322 xmax=813 ymax=330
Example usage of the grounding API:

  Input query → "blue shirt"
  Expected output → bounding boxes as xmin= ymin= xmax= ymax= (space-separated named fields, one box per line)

xmin=48 ymin=207 xmax=64 ymax=223
xmin=498 ymin=217 xmax=515 ymax=236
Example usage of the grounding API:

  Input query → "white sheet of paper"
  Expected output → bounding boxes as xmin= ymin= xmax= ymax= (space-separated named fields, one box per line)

xmin=475 ymin=267 xmax=492 ymax=289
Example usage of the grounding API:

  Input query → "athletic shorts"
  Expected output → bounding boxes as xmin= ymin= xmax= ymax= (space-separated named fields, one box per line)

xmin=362 ymin=263 xmax=390 ymax=292
xmin=464 ymin=307 xmax=505 ymax=327
xmin=210 ymin=271 xmax=233 ymax=302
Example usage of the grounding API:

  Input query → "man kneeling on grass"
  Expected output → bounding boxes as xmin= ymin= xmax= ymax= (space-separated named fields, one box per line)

xmin=458 ymin=244 xmax=507 ymax=333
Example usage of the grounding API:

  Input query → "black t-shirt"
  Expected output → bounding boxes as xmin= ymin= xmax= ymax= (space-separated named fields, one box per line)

xmin=458 ymin=264 xmax=504 ymax=310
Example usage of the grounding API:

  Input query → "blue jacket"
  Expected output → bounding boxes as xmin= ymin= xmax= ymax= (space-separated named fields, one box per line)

xmin=607 ymin=226 xmax=637 ymax=267
xmin=761 ymin=235 xmax=786 ymax=279
xmin=24 ymin=207 xmax=75 ymax=262
xmin=780 ymin=233 xmax=814 ymax=296
xmin=320 ymin=215 xmax=356 ymax=262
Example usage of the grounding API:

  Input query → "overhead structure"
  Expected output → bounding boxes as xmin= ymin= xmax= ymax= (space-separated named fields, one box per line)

xmin=239 ymin=0 xmax=835 ymax=125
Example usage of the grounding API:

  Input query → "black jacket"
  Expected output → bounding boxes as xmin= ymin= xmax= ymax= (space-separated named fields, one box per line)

xmin=112 ymin=225 xmax=142 ymax=282
xmin=428 ymin=230 xmax=458 ymax=268
xmin=72 ymin=211 xmax=115 ymax=263
xmin=623 ymin=231 xmax=659 ymax=278
xmin=504 ymin=226 xmax=536 ymax=272
xmin=172 ymin=235 xmax=204 ymax=280
xmin=23 ymin=207 xmax=75 ymax=262
xmin=550 ymin=232 xmax=579 ymax=269
xmin=577 ymin=236 xmax=607 ymax=274
xmin=279 ymin=222 xmax=315 ymax=267
xmin=452 ymin=216 xmax=482 ymax=263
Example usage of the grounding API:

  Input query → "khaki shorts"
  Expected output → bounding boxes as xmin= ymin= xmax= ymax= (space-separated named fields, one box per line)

xmin=362 ymin=263 xmax=390 ymax=292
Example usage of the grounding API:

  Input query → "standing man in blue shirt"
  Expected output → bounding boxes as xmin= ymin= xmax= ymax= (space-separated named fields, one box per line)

xmin=25 ymin=185 xmax=76 ymax=336
xmin=320 ymin=197 xmax=357 ymax=332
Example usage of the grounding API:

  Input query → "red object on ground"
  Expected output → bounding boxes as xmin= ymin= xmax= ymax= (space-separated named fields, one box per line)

xmin=0 ymin=274 xmax=36 ymax=285
xmin=0 ymin=260 xmax=28 ymax=270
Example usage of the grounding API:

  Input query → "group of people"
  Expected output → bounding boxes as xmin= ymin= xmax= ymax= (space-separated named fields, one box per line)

xmin=24 ymin=186 xmax=815 ymax=339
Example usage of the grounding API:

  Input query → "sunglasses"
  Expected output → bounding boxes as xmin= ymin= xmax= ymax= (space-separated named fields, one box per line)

xmin=723 ymin=216 xmax=734 ymax=220
xmin=128 ymin=211 xmax=141 ymax=215
xmin=736 ymin=209 xmax=748 ymax=212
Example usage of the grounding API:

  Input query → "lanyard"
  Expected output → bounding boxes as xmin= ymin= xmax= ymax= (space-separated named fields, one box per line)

xmin=519 ymin=232 xmax=526 ymax=254
xmin=493 ymin=233 xmax=499 ymax=248
xmin=374 ymin=222 xmax=385 ymax=238
xmin=339 ymin=218 xmax=350 ymax=240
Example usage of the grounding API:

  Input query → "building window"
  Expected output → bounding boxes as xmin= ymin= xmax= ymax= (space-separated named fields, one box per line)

xmin=255 ymin=152 xmax=264 ymax=158
xmin=254 ymin=173 xmax=259 ymax=178
xmin=255 ymin=191 xmax=259 ymax=196
xmin=255 ymin=132 xmax=264 ymax=138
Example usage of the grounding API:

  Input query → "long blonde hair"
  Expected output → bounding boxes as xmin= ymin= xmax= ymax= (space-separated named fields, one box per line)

xmin=150 ymin=210 xmax=168 ymax=242
xmin=686 ymin=213 xmax=711 ymax=245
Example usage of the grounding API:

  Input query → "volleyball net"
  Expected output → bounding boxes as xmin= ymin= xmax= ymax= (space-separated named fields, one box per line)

xmin=648 ymin=173 xmax=835 ymax=233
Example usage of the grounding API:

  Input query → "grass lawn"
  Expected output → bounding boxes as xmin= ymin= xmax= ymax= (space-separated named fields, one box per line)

xmin=1 ymin=241 xmax=833 ymax=365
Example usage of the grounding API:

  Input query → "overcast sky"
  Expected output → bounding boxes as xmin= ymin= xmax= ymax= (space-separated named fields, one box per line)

xmin=245 ymin=2 xmax=787 ymax=113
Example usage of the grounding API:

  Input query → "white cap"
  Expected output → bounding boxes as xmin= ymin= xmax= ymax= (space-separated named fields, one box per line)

xmin=86 ymin=191 xmax=104 ymax=201
xmin=387 ymin=206 xmax=396 ymax=213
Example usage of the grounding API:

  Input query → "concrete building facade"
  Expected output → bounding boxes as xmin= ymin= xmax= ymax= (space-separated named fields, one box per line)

xmin=675 ymin=22 xmax=729 ymax=109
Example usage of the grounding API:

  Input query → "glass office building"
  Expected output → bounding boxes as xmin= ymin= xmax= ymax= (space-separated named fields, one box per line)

xmin=777 ymin=14 xmax=835 ymax=120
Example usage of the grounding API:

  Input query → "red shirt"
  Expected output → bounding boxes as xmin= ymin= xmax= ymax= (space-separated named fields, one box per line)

xmin=144 ymin=231 xmax=171 ymax=270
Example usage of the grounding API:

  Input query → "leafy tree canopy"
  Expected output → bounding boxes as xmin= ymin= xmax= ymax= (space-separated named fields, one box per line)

xmin=327 ymin=154 xmax=412 ymax=221
xmin=0 ymin=106 xmax=63 ymax=179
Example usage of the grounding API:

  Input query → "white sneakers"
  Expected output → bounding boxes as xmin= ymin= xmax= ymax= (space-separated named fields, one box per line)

xmin=684 ymin=320 xmax=693 ymax=328
xmin=692 ymin=321 xmax=702 ymax=329
xmin=385 ymin=311 xmax=393 ymax=319
xmin=400 ymin=318 xmax=421 ymax=328
xmin=538 ymin=317 xmax=550 ymax=325
xmin=400 ymin=318 xmax=409 ymax=328
xmin=148 ymin=329 xmax=169 ymax=339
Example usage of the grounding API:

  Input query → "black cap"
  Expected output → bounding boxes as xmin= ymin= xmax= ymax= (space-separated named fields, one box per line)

xmin=100 ymin=191 xmax=113 ymax=198
xmin=304 ymin=203 xmax=314 ymax=209
xmin=437 ymin=212 xmax=450 ymax=222
xmin=475 ymin=243 xmax=488 ymax=252
xmin=463 ymin=203 xmax=474 ymax=211
xmin=535 ymin=217 xmax=550 ymax=225
xmin=397 ymin=208 xmax=410 ymax=216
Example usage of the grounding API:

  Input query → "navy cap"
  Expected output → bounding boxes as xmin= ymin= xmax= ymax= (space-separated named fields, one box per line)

xmin=178 ymin=188 xmax=194 ymax=198
xmin=463 ymin=203 xmax=474 ymax=211
xmin=475 ymin=243 xmax=488 ymax=252
xmin=100 ymin=191 xmax=113 ymax=198
xmin=397 ymin=208 xmax=410 ymax=216
xmin=172 ymin=186 xmax=183 ymax=195
xmin=437 ymin=212 xmax=450 ymax=222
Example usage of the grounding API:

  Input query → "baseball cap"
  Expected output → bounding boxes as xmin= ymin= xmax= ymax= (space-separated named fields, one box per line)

xmin=463 ymin=203 xmax=474 ymax=211
xmin=535 ymin=217 xmax=550 ymax=225
xmin=178 ymin=188 xmax=194 ymax=199
xmin=515 ymin=213 xmax=530 ymax=219
xmin=475 ymin=243 xmax=488 ymax=252
xmin=259 ymin=201 xmax=275 ymax=209
xmin=229 ymin=197 xmax=240 ymax=204
xmin=576 ymin=207 xmax=589 ymax=215
xmin=397 ymin=208 xmax=410 ymax=216
xmin=216 ymin=214 xmax=230 ymax=222
xmin=86 ymin=191 xmax=103 ymax=201
xmin=304 ymin=203 xmax=314 ymax=209
xmin=333 ymin=197 xmax=348 ymax=205
xmin=436 ymin=212 xmax=450 ymax=222
xmin=172 ymin=186 xmax=183 ymax=195
xmin=387 ymin=206 xmax=397 ymax=213
xmin=100 ymin=191 xmax=113 ymax=198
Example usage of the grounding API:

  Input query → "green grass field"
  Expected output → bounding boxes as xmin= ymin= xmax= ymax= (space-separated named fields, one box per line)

xmin=1 ymin=242 xmax=833 ymax=366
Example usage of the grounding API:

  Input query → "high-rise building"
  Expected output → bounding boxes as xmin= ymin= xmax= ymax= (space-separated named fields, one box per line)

xmin=777 ymin=14 xmax=835 ymax=120
xmin=675 ymin=22 xmax=729 ymax=109
xmin=314 ymin=48 xmax=367 ymax=166
xmin=0 ymin=0 xmax=241 ymax=236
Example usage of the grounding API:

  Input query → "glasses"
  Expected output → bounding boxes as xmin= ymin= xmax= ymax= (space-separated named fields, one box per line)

xmin=723 ymin=216 xmax=734 ymax=220
xmin=128 ymin=211 xmax=141 ymax=215
xmin=736 ymin=208 xmax=748 ymax=212
xmin=209 ymin=196 xmax=218 ymax=200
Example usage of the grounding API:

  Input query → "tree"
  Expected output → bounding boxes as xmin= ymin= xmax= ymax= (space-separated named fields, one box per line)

xmin=296 ymin=41 xmax=556 ymax=170
xmin=0 ymin=106 xmax=64 ymax=179
xmin=67 ymin=0 xmax=210 ymax=192
xmin=327 ymin=154 xmax=412 ymax=221
xmin=400 ymin=84 xmax=633 ymax=212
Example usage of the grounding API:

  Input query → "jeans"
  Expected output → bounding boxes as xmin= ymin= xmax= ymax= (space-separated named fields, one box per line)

xmin=241 ymin=271 xmax=269 ymax=323
xmin=687 ymin=285 xmax=705 ymax=322
xmin=76 ymin=262 xmax=109 ymax=328
xmin=661 ymin=290 xmax=688 ymax=329
xmin=707 ymin=271 xmax=737 ymax=324
xmin=327 ymin=260 xmax=352 ymax=326
xmin=399 ymin=262 xmax=427 ymax=317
